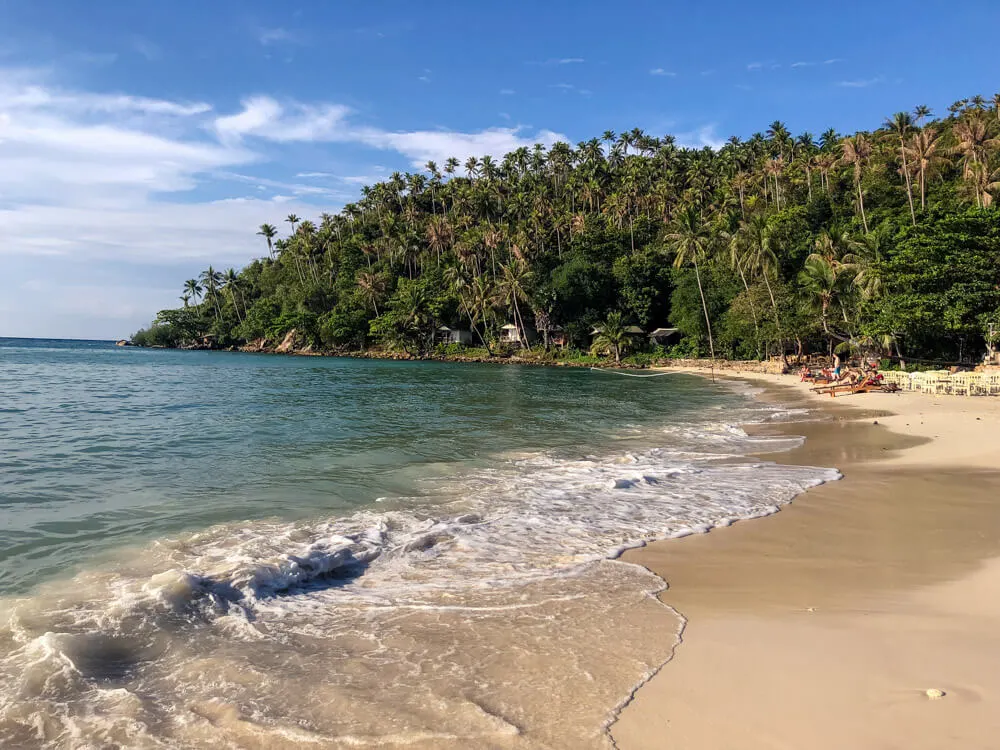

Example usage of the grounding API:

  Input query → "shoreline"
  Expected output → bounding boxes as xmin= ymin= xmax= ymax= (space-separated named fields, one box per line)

xmin=610 ymin=370 xmax=1000 ymax=749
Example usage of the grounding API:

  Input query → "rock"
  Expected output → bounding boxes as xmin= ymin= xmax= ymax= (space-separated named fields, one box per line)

xmin=115 ymin=339 xmax=133 ymax=347
xmin=925 ymin=688 xmax=945 ymax=699
xmin=275 ymin=329 xmax=298 ymax=354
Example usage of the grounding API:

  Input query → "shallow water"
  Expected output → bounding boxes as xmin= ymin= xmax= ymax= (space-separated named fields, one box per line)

xmin=0 ymin=339 xmax=838 ymax=748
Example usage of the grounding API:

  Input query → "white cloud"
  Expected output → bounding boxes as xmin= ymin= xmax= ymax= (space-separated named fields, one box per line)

xmin=0 ymin=70 xmax=568 ymax=336
xmin=791 ymin=61 xmax=814 ymax=68
xmin=836 ymin=76 xmax=884 ymax=88
xmin=213 ymin=96 xmax=351 ymax=142
xmin=675 ymin=125 xmax=724 ymax=151
xmin=499 ymin=88 xmax=515 ymax=95
xmin=747 ymin=62 xmax=763 ymax=71
xmin=554 ymin=57 xmax=584 ymax=64
xmin=649 ymin=68 xmax=676 ymax=76
xmin=354 ymin=126 xmax=565 ymax=166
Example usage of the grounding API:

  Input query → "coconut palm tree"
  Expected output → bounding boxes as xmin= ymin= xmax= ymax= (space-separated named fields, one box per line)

xmin=884 ymin=112 xmax=917 ymax=225
xmin=497 ymin=259 xmax=532 ymax=347
xmin=913 ymin=104 xmax=933 ymax=125
xmin=199 ymin=267 xmax=224 ymax=321
xmin=590 ymin=311 xmax=631 ymax=363
xmin=840 ymin=134 xmax=873 ymax=233
xmin=357 ymin=271 xmax=386 ymax=315
xmin=257 ymin=224 xmax=277 ymax=258
xmin=183 ymin=279 xmax=202 ymax=305
xmin=667 ymin=204 xmax=716 ymax=368
xmin=223 ymin=268 xmax=243 ymax=323
xmin=952 ymin=114 xmax=1000 ymax=208
xmin=285 ymin=214 xmax=301 ymax=235
xmin=904 ymin=127 xmax=949 ymax=209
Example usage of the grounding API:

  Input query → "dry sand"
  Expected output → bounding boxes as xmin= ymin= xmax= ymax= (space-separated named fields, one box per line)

xmin=611 ymin=371 xmax=1000 ymax=750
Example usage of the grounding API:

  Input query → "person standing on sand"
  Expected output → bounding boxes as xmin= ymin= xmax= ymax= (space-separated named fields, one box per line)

xmin=832 ymin=353 xmax=842 ymax=379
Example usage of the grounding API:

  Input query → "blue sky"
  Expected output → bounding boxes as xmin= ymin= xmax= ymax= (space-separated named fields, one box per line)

xmin=2 ymin=0 xmax=999 ymax=338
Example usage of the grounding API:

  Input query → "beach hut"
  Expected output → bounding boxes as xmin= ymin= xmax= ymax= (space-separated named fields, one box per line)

xmin=648 ymin=327 xmax=681 ymax=346
xmin=500 ymin=323 xmax=535 ymax=347
xmin=434 ymin=326 xmax=473 ymax=345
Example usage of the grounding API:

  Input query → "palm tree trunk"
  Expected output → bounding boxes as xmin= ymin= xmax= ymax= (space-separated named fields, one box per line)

xmin=735 ymin=259 xmax=761 ymax=357
xmin=899 ymin=137 xmax=916 ymax=225
xmin=692 ymin=257 xmax=716 ymax=381
xmin=857 ymin=180 xmax=870 ymax=233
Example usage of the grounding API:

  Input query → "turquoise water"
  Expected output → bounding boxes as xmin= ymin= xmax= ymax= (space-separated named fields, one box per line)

xmin=0 ymin=337 xmax=839 ymax=748
xmin=1 ymin=337 xmax=732 ymax=594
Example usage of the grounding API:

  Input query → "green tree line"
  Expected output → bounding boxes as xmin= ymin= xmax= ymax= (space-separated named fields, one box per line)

xmin=133 ymin=94 xmax=1000 ymax=365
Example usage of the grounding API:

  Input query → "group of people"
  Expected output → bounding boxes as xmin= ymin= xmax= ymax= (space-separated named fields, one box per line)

xmin=799 ymin=355 xmax=884 ymax=386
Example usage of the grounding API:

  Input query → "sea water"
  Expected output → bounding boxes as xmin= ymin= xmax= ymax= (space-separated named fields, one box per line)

xmin=0 ymin=338 xmax=838 ymax=748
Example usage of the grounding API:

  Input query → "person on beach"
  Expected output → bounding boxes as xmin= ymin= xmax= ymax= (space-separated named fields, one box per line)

xmin=832 ymin=354 xmax=842 ymax=379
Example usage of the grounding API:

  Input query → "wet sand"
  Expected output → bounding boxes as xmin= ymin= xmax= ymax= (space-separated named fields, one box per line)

xmin=612 ymin=373 xmax=1000 ymax=749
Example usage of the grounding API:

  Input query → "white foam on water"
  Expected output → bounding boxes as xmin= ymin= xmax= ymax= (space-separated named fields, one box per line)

xmin=0 ymin=400 xmax=839 ymax=748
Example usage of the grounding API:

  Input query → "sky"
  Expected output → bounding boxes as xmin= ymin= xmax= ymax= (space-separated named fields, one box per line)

xmin=2 ymin=0 xmax=999 ymax=339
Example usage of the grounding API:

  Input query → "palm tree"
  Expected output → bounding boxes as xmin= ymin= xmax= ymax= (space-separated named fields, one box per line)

xmin=885 ymin=112 xmax=916 ymax=225
xmin=952 ymin=114 xmax=1000 ymax=208
xmin=199 ymin=266 xmax=224 ymax=321
xmin=357 ymin=271 xmax=386 ymax=315
xmin=223 ymin=268 xmax=243 ymax=323
xmin=667 ymin=205 xmax=716 ymax=372
xmin=913 ymin=104 xmax=932 ymax=125
xmin=904 ymin=127 xmax=949 ymax=209
xmin=590 ymin=311 xmax=631 ymax=363
xmin=497 ymin=260 xmax=532 ymax=347
xmin=285 ymin=214 xmax=301 ymax=235
xmin=257 ymin=224 xmax=277 ymax=258
xmin=840 ymin=134 xmax=873 ymax=233
xmin=183 ymin=279 xmax=202 ymax=305
xmin=179 ymin=294 xmax=191 ymax=308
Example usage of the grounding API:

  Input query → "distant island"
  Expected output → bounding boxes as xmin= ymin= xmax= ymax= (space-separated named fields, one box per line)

xmin=133 ymin=96 xmax=1000 ymax=369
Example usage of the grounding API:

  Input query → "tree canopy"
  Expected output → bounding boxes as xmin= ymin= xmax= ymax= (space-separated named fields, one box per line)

xmin=134 ymin=95 xmax=1000 ymax=365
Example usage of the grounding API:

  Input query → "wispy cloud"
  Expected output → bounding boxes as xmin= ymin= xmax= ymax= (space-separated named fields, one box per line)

xmin=836 ymin=75 xmax=884 ymax=88
xmin=0 ymin=68 xmax=569 ymax=335
xmin=824 ymin=58 xmax=845 ymax=65
xmin=747 ymin=62 xmax=763 ymax=71
xmin=130 ymin=36 xmax=161 ymax=61
xmin=649 ymin=68 xmax=676 ymax=77
xmin=499 ymin=88 xmax=516 ymax=95
xmin=527 ymin=57 xmax=585 ymax=66
xmin=675 ymin=125 xmax=725 ymax=151
xmin=418 ymin=75 xmax=430 ymax=83
xmin=790 ymin=61 xmax=814 ymax=68
xmin=258 ymin=27 xmax=299 ymax=46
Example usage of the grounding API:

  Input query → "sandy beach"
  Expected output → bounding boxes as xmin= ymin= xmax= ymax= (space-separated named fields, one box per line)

xmin=610 ymin=370 xmax=1000 ymax=749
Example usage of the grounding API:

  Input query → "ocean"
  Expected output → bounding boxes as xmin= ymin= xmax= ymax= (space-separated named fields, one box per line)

xmin=0 ymin=338 xmax=838 ymax=748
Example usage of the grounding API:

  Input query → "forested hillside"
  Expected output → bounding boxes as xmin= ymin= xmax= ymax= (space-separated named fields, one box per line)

xmin=133 ymin=96 xmax=1000 ymax=365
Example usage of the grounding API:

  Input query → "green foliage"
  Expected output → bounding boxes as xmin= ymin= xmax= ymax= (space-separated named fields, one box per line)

xmin=133 ymin=98 xmax=1000 ymax=366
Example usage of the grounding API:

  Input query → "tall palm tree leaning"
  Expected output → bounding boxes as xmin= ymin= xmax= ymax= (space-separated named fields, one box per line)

xmin=885 ymin=112 xmax=917 ymax=225
xmin=257 ymin=224 xmax=277 ymax=258
xmin=591 ymin=311 xmax=630 ymax=364
xmin=199 ymin=266 xmax=224 ymax=322
xmin=666 ymin=204 xmax=716 ymax=380
xmin=223 ymin=268 xmax=243 ymax=323
xmin=840 ymin=134 xmax=873 ymax=233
